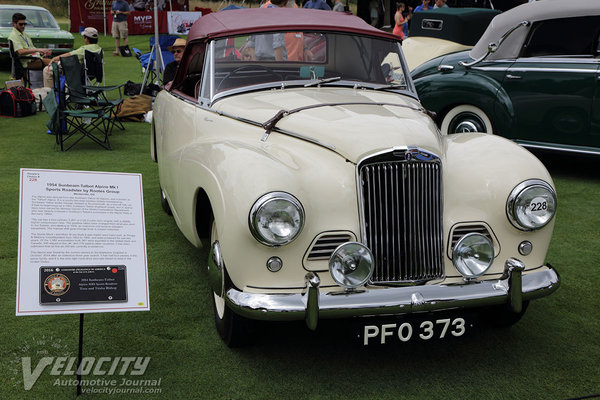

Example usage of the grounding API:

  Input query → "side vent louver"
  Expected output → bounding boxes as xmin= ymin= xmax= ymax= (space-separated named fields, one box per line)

xmin=307 ymin=233 xmax=354 ymax=260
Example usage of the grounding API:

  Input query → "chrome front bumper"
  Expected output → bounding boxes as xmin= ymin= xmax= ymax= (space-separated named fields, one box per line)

xmin=225 ymin=258 xmax=560 ymax=330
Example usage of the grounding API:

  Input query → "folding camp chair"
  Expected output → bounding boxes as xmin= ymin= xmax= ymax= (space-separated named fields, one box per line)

xmin=132 ymin=35 xmax=178 ymax=84
xmin=151 ymin=35 xmax=181 ymax=51
xmin=83 ymin=49 xmax=105 ymax=86
xmin=44 ymin=64 xmax=114 ymax=151
xmin=8 ymin=40 xmax=35 ymax=87
xmin=133 ymin=48 xmax=175 ymax=84
xmin=60 ymin=55 xmax=125 ymax=131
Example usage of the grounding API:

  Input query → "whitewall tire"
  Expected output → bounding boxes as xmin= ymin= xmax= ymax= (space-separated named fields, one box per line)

xmin=440 ymin=105 xmax=494 ymax=135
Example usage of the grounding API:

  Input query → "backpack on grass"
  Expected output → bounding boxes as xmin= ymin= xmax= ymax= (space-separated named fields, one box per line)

xmin=119 ymin=45 xmax=133 ymax=57
xmin=0 ymin=86 xmax=37 ymax=117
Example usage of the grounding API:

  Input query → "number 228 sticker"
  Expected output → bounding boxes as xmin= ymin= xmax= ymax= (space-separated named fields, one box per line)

xmin=529 ymin=197 xmax=548 ymax=215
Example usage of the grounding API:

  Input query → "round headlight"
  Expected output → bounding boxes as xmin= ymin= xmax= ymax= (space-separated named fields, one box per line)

xmin=249 ymin=192 xmax=304 ymax=246
xmin=329 ymin=242 xmax=374 ymax=288
xmin=452 ymin=233 xmax=494 ymax=279
xmin=507 ymin=179 xmax=556 ymax=231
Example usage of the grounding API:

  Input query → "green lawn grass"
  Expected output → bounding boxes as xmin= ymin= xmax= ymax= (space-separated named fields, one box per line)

xmin=1 ymin=31 xmax=599 ymax=400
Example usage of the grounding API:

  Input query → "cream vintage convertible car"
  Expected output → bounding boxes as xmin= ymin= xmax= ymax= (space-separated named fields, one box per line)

xmin=151 ymin=8 xmax=559 ymax=346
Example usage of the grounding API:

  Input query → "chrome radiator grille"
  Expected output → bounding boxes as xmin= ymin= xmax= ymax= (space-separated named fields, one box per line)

xmin=359 ymin=150 xmax=444 ymax=283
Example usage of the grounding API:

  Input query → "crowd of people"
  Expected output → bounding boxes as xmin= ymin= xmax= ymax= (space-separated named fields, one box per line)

xmin=7 ymin=0 xmax=452 ymax=90
xmin=8 ymin=13 xmax=102 ymax=88
xmin=392 ymin=0 xmax=449 ymax=39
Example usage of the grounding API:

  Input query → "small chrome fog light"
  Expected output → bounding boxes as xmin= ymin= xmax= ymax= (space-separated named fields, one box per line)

xmin=518 ymin=241 xmax=533 ymax=256
xmin=266 ymin=256 xmax=283 ymax=272
xmin=453 ymin=233 xmax=494 ymax=279
xmin=329 ymin=242 xmax=374 ymax=288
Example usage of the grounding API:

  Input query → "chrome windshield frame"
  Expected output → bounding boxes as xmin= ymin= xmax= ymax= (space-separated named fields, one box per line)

xmin=205 ymin=31 xmax=417 ymax=105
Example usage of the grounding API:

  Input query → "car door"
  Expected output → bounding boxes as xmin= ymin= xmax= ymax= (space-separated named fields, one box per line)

xmin=593 ymin=61 xmax=600 ymax=142
xmin=500 ymin=15 xmax=600 ymax=150
xmin=159 ymin=46 xmax=207 ymax=220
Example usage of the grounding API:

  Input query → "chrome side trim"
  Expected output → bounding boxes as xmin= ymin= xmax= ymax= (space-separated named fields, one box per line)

xmin=516 ymin=142 xmax=600 ymax=156
xmin=225 ymin=264 xmax=559 ymax=322
xmin=506 ymin=68 xmax=599 ymax=74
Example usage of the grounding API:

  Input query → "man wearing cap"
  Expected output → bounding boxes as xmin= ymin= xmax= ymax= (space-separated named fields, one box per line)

xmin=163 ymin=38 xmax=186 ymax=86
xmin=8 ymin=12 xmax=52 ymax=70
xmin=43 ymin=27 xmax=102 ymax=88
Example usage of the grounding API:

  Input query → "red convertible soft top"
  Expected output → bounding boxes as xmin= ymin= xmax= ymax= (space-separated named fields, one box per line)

xmin=187 ymin=8 xmax=399 ymax=42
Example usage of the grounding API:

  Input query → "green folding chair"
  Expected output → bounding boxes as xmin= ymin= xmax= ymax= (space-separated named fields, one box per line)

xmin=60 ymin=55 xmax=125 ymax=131
xmin=44 ymin=64 xmax=114 ymax=151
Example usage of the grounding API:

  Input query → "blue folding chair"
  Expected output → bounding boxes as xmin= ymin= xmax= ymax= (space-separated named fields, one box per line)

xmin=150 ymin=35 xmax=181 ymax=50
xmin=133 ymin=35 xmax=179 ymax=84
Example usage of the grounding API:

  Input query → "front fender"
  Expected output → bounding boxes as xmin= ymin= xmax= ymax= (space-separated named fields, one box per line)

xmin=442 ymin=133 xmax=555 ymax=273
xmin=414 ymin=71 xmax=514 ymax=135
xmin=176 ymin=122 xmax=359 ymax=291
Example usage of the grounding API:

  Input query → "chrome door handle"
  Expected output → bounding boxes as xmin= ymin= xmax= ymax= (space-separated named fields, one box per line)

xmin=506 ymin=74 xmax=522 ymax=79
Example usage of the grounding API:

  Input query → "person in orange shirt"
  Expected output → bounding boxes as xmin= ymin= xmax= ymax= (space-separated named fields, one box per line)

xmin=393 ymin=2 xmax=411 ymax=40
xmin=261 ymin=0 xmax=306 ymax=61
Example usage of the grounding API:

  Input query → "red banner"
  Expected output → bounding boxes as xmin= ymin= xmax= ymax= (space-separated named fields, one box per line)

xmin=108 ymin=11 xmax=169 ymax=35
xmin=69 ymin=0 xmax=189 ymax=34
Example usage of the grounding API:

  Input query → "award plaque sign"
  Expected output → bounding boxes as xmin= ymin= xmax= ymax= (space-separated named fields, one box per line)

xmin=40 ymin=266 xmax=127 ymax=304
xmin=16 ymin=169 xmax=149 ymax=316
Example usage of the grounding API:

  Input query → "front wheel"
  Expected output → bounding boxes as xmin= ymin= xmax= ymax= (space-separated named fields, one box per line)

xmin=160 ymin=187 xmax=172 ymax=216
xmin=440 ymin=105 xmax=494 ymax=135
xmin=210 ymin=221 xmax=252 ymax=347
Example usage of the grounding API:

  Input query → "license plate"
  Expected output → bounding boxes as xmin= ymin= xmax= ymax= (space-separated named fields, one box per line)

xmin=358 ymin=315 xmax=474 ymax=346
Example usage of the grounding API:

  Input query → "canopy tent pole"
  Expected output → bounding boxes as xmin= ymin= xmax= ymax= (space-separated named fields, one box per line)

xmin=141 ymin=0 xmax=165 ymax=92
xmin=154 ymin=0 xmax=164 ymax=82
xmin=103 ymin=0 xmax=107 ymax=37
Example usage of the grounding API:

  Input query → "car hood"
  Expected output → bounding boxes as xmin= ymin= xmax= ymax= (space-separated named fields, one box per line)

xmin=402 ymin=37 xmax=470 ymax=71
xmin=0 ymin=28 xmax=71 ymax=36
xmin=211 ymin=88 xmax=442 ymax=163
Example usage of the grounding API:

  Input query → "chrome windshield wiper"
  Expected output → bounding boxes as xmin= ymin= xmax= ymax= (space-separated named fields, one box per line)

xmin=303 ymin=76 xmax=342 ymax=87
xmin=373 ymin=83 xmax=407 ymax=91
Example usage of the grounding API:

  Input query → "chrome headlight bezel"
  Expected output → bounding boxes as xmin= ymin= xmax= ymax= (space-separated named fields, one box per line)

xmin=249 ymin=192 xmax=304 ymax=247
xmin=507 ymin=179 xmax=557 ymax=231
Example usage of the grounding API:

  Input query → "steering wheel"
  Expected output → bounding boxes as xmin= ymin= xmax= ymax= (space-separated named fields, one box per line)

xmin=217 ymin=65 xmax=283 ymax=91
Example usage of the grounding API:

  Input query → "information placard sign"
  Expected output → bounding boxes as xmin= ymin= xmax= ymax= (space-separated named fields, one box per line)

xmin=16 ymin=169 xmax=150 ymax=315
xmin=167 ymin=11 xmax=202 ymax=35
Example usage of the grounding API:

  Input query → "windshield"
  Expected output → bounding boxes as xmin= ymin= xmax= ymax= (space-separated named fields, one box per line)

xmin=0 ymin=9 xmax=60 ymax=29
xmin=199 ymin=31 xmax=411 ymax=101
